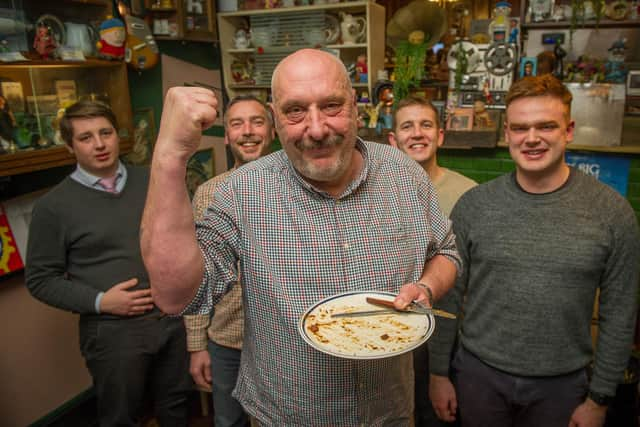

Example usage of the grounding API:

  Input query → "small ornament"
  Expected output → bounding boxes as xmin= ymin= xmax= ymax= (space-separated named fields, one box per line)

xmin=33 ymin=23 xmax=57 ymax=59
xmin=96 ymin=17 xmax=126 ymax=60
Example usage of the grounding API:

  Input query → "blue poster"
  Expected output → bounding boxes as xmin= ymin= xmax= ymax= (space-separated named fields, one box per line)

xmin=565 ymin=152 xmax=631 ymax=196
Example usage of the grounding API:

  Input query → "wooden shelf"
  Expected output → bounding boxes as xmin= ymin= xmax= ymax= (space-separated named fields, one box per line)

xmin=522 ymin=18 xmax=640 ymax=29
xmin=0 ymin=139 xmax=132 ymax=177
xmin=219 ymin=1 xmax=373 ymax=17
xmin=218 ymin=1 xmax=384 ymax=102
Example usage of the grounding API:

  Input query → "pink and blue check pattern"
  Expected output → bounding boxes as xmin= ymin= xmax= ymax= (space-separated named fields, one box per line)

xmin=185 ymin=140 xmax=460 ymax=426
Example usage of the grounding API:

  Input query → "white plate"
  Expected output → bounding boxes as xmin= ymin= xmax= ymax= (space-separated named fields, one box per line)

xmin=298 ymin=291 xmax=435 ymax=360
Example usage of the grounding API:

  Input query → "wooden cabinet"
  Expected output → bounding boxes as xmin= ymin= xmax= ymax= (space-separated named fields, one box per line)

xmin=0 ymin=60 xmax=133 ymax=177
xmin=146 ymin=0 xmax=218 ymax=42
xmin=217 ymin=1 xmax=385 ymax=103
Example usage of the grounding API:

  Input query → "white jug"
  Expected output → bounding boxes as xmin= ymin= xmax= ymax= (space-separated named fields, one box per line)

xmin=340 ymin=13 xmax=366 ymax=44
xmin=65 ymin=22 xmax=95 ymax=56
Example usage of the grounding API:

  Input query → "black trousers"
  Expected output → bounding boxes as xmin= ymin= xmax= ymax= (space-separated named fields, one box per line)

xmin=452 ymin=346 xmax=588 ymax=427
xmin=79 ymin=314 xmax=192 ymax=427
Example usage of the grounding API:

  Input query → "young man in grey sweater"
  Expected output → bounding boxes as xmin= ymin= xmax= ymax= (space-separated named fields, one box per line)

xmin=26 ymin=100 xmax=191 ymax=426
xmin=429 ymin=75 xmax=640 ymax=427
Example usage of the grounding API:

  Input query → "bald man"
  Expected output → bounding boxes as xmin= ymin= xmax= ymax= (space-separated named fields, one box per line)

xmin=141 ymin=49 xmax=460 ymax=425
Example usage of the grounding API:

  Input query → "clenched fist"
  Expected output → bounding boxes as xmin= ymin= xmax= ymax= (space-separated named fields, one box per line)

xmin=155 ymin=86 xmax=219 ymax=162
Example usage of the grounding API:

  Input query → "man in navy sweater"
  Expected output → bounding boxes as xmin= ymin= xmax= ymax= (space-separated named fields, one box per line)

xmin=26 ymin=100 xmax=191 ymax=426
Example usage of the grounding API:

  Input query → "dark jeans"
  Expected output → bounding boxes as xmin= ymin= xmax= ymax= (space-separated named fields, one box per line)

xmin=79 ymin=314 xmax=191 ymax=427
xmin=452 ymin=346 xmax=589 ymax=427
xmin=414 ymin=343 xmax=458 ymax=427
xmin=208 ymin=340 xmax=248 ymax=427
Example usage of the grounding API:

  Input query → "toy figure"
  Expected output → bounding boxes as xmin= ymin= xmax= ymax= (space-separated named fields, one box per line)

xmin=356 ymin=53 xmax=368 ymax=83
xmin=96 ymin=17 xmax=126 ymax=60
xmin=508 ymin=18 xmax=519 ymax=44
xmin=33 ymin=23 xmax=57 ymax=59
xmin=358 ymin=91 xmax=370 ymax=103
xmin=0 ymin=95 xmax=16 ymax=153
xmin=605 ymin=37 xmax=628 ymax=83
xmin=553 ymin=41 xmax=567 ymax=80
xmin=473 ymin=100 xmax=494 ymax=129
xmin=488 ymin=1 xmax=512 ymax=43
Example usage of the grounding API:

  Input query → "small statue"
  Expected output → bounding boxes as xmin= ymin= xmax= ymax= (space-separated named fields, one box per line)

xmin=605 ymin=37 xmax=628 ymax=83
xmin=508 ymin=18 xmax=519 ymax=44
xmin=355 ymin=53 xmax=368 ymax=83
xmin=488 ymin=1 xmax=512 ymax=43
xmin=0 ymin=95 xmax=17 ymax=154
xmin=358 ymin=91 xmax=370 ymax=103
xmin=96 ymin=17 xmax=126 ymax=60
xmin=233 ymin=29 xmax=251 ymax=49
xmin=473 ymin=100 xmax=494 ymax=129
xmin=553 ymin=41 xmax=567 ymax=80
xmin=33 ymin=23 xmax=57 ymax=59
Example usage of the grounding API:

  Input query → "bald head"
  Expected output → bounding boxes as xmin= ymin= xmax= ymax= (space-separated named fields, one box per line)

xmin=271 ymin=49 xmax=352 ymax=105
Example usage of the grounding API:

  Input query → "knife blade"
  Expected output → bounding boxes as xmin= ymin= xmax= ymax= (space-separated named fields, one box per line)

xmin=331 ymin=307 xmax=457 ymax=319
xmin=365 ymin=296 xmax=457 ymax=319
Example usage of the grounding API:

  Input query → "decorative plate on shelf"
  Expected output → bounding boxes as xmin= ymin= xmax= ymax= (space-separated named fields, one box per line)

xmin=606 ymin=1 xmax=630 ymax=20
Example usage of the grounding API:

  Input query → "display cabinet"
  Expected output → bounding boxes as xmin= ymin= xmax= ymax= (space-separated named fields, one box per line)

xmin=146 ymin=0 xmax=218 ymax=42
xmin=0 ymin=60 xmax=133 ymax=177
xmin=217 ymin=1 xmax=385 ymax=104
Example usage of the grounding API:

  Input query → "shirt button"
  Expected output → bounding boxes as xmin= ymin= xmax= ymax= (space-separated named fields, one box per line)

xmin=343 ymin=243 xmax=350 ymax=249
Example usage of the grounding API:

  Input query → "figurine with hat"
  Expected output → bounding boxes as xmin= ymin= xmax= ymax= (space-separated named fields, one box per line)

xmin=96 ymin=16 xmax=126 ymax=60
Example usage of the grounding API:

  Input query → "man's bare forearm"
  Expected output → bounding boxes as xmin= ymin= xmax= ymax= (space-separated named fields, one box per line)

xmin=141 ymin=149 xmax=204 ymax=314
xmin=419 ymin=254 xmax=458 ymax=301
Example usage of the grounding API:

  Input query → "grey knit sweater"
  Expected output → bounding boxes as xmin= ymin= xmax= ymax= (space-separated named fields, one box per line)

xmin=26 ymin=166 xmax=150 ymax=318
xmin=430 ymin=168 xmax=640 ymax=396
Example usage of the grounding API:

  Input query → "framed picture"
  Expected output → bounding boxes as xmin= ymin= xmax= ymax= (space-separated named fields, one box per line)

xmin=520 ymin=57 xmax=537 ymax=78
xmin=447 ymin=108 xmax=474 ymax=131
xmin=473 ymin=107 xmax=502 ymax=130
xmin=124 ymin=108 xmax=156 ymax=166
xmin=186 ymin=148 xmax=215 ymax=199
xmin=1 ymin=81 xmax=24 ymax=112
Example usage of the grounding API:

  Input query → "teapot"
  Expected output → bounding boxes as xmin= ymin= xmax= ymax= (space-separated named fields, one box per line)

xmin=233 ymin=29 xmax=251 ymax=49
xmin=339 ymin=13 xmax=366 ymax=44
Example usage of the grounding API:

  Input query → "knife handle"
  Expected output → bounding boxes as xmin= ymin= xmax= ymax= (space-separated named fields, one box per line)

xmin=366 ymin=297 xmax=397 ymax=309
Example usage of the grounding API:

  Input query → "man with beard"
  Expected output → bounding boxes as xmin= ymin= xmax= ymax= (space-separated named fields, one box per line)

xmin=140 ymin=49 xmax=461 ymax=425
xmin=184 ymin=95 xmax=273 ymax=427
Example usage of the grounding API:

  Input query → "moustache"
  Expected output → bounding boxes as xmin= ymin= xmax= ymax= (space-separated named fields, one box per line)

xmin=296 ymin=135 xmax=343 ymax=150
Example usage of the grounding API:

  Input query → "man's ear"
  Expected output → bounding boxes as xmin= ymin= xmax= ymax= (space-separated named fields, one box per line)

xmin=436 ymin=128 xmax=444 ymax=148
xmin=388 ymin=131 xmax=398 ymax=147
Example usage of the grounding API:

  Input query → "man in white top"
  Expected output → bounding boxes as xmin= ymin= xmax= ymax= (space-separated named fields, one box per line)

xmin=389 ymin=94 xmax=476 ymax=427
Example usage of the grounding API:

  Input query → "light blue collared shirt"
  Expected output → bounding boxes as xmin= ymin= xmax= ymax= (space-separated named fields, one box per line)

xmin=70 ymin=161 xmax=128 ymax=194
xmin=69 ymin=161 xmax=128 ymax=313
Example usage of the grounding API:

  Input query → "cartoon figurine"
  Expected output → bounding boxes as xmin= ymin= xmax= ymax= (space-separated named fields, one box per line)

xmin=355 ymin=53 xmax=368 ymax=83
xmin=33 ymin=23 xmax=57 ymax=59
xmin=508 ymin=18 xmax=519 ymax=44
xmin=605 ymin=37 xmax=628 ymax=83
xmin=488 ymin=1 xmax=512 ymax=43
xmin=96 ymin=17 xmax=126 ymax=60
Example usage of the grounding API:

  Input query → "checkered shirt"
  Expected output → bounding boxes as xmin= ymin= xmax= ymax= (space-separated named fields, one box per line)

xmin=185 ymin=140 xmax=460 ymax=425
xmin=184 ymin=169 xmax=244 ymax=351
